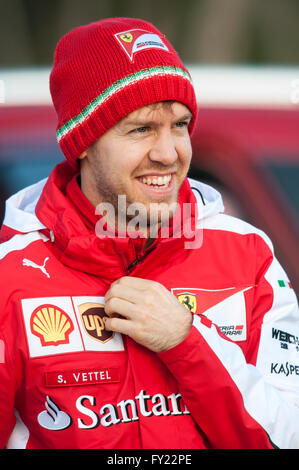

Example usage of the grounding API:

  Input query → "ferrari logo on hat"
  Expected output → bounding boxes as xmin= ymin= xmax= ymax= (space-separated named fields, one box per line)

xmin=120 ymin=33 xmax=133 ymax=43
xmin=114 ymin=28 xmax=169 ymax=62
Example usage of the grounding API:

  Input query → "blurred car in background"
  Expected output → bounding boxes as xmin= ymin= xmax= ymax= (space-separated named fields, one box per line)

xmin=0 ymin=66 xmax=298 ymax=293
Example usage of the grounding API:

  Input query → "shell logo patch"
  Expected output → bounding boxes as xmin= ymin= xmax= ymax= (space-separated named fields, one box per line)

xmin=21 ymin=296 xmax=124 ymax=358
xmin=114 ymin=29 xmax=169 ymax=62
xmin=30 ymin=304 xmax=74 ymax=347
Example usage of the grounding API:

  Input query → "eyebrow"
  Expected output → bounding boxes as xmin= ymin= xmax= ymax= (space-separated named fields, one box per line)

xmin=120 ymin=113 xmax=193 ymax=129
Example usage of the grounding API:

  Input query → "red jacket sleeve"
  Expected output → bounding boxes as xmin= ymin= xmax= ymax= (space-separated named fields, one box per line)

xmin=158 ymin=235 xmax=299 ymax=449
xmin=0 ymin=331 xmax=16 ymax=448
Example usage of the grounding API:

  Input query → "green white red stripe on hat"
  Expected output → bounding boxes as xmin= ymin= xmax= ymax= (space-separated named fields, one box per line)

xmin=50 ymin=17 xmax=197 ymax=166
xmin=56 ymin=66 xmax=193 ymax=143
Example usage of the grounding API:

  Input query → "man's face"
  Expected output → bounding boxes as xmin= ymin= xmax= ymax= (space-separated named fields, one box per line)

xmin=80 ymin=101 xmax=193 ymax=232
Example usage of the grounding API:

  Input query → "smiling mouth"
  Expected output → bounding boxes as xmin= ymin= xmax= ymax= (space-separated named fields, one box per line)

xmin=137 ymin=174 xmax=172 ymax=189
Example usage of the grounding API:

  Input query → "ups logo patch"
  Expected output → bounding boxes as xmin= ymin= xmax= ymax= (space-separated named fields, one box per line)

xmin=78 ymin=302 xmax=114 ymax=343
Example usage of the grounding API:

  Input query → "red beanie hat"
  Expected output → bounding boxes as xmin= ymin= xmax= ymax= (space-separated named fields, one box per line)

xmin=50 ymin=17 xmax=198 ymax=167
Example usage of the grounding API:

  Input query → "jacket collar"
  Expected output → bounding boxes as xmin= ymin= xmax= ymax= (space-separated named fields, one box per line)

xmin=35 ymin=161 xmax=199 ymax=280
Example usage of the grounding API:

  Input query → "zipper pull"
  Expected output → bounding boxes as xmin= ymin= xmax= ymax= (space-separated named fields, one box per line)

xmin=127 ymin=256 xmax=141 ymax=273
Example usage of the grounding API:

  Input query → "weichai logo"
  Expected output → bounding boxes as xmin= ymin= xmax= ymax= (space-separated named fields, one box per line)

xmin=272 ymin=327 xmax=299 ymax=351
xmin=78 ymin=302 xmax=114 ymax=343
xmin=30 ymin=304 xmax=74 ymax=347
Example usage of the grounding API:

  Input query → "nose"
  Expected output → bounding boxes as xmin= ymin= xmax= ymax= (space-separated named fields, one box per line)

xmin=148 ymin=129 xmax=178 ymax=166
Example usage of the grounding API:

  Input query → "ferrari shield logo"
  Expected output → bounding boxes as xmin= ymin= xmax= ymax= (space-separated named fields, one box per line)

xmin=172 ymin=286 xmax=253 ymax=342
xmin=114 ymin=28 xmax=169 ymax=62
xmin=78 ymin=302 xmax=114 ymax=343
xmin=177 ymin=293 xmax=197 ymax=313
xmin=120 ymin=33 xmax=133 ymax=43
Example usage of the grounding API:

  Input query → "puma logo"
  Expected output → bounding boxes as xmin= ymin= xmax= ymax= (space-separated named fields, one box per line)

xmin=22 ymin=257 xmax=50 ymax=278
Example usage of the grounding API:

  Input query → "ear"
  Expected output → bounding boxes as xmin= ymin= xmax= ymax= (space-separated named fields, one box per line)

xmin=79 ymin=150 xmax=88 ymax=160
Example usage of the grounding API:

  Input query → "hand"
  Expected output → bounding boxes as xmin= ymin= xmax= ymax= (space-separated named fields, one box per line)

xmin=104 ymin=276 xmax=193 ymax=353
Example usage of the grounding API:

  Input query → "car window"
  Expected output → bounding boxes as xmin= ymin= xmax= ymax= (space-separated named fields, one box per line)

xmin=263 ymin=161 xmax=299 ymax=222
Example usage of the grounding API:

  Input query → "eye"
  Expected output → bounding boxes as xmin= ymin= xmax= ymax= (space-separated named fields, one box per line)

xmin=175 ymin=121 xmax=189 ymax=128
xmin=131 ymin=126 xmax=150 ymax=134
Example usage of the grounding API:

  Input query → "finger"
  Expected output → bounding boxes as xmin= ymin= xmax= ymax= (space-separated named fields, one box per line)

xmin=104 ymin=296 xmax=139 ymax=320
xmin=104 ymin=316 xmax=133 ymax=336
xmin=112 ymin=276 xmax=161 ymax=292
xmin=105 ymin=283 xmax=146 ymax=304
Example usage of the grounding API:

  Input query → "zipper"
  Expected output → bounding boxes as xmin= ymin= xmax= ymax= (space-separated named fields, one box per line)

xmin=126 ymin=237 xmax=160 ymax=275
xmin=127 ymin=255 xmax=142 ymax=273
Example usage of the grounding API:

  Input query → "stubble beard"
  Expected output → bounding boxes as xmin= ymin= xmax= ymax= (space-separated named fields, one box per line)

xmin=93 ymin=167 xmax=181 ymax=236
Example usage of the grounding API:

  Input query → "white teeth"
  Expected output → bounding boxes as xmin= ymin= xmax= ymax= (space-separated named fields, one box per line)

xmin=140 ymin=175 xmax=171 ymax=187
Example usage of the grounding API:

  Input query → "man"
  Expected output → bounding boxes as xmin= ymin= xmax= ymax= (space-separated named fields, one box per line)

xmin=0 ymin=17 xmax=298 ymax=449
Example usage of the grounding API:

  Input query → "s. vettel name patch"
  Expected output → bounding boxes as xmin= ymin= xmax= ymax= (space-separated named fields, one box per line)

xmin=44 ymin=367 xmax=120 ymax=387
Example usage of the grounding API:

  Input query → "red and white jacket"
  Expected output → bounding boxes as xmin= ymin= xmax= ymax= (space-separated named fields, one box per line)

xmin=0 ymin=161 xmax=298 ymax=449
